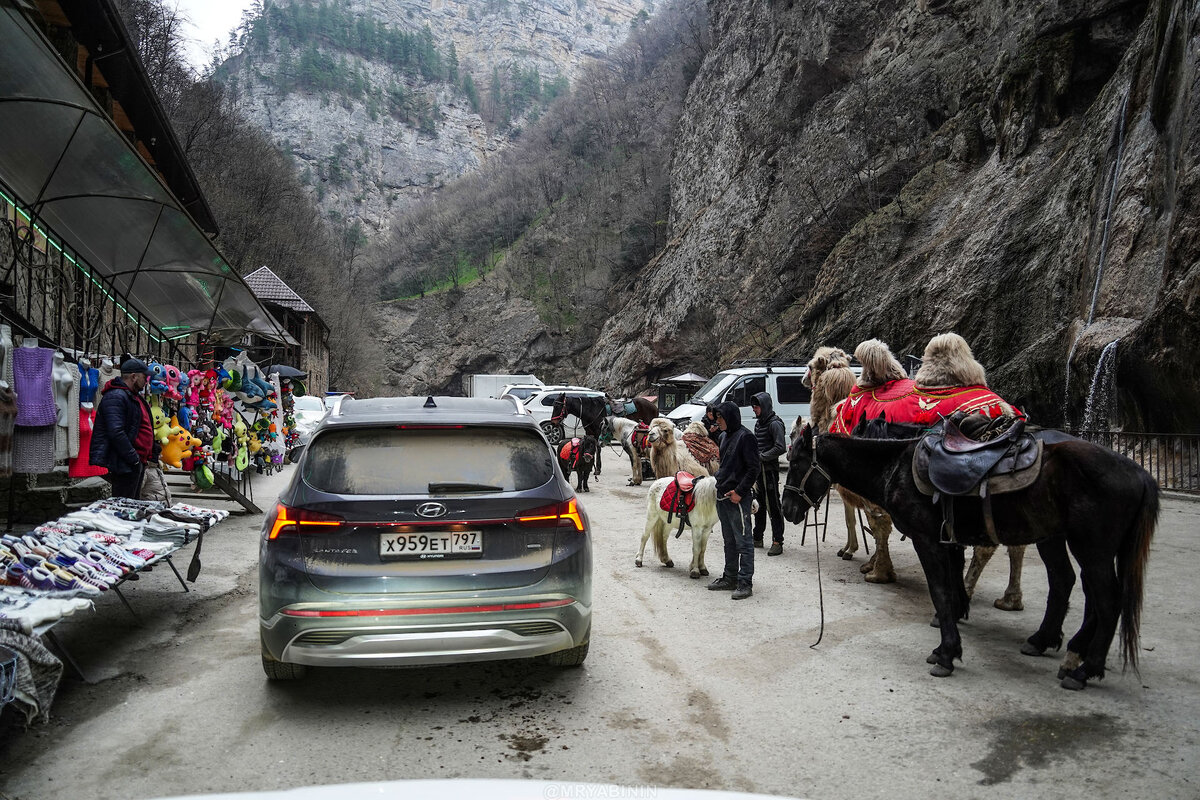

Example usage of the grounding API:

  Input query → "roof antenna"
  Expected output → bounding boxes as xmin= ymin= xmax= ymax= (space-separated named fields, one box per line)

xmin=424 ymin=396 xmax=437 ymax=408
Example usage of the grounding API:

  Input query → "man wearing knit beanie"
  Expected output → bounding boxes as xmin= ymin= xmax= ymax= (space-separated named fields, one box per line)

xmin=89 ymin=357 xmax=154 ymax=498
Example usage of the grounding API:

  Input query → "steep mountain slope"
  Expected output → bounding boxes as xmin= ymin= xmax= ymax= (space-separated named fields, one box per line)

xmin=217 ymin=0 xmax=652 ymax=233
xmin=373 ymin=0 xmax=1198 ymax=432
xmin=585 ymin=0 xmax=1196 ymax=430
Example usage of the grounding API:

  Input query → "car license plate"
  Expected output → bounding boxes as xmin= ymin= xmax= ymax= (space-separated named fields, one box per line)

xmin=380 ymin=531 xmax=483 ymax=559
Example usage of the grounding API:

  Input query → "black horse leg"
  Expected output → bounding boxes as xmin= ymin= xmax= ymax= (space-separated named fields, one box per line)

xmin=1023 ymin=538 xmax=1075 ymax=656
xmin=1061 ymin=553 xmax=1120 ymax=689
xmin=910 ymin=535 xmax=963 ymax=676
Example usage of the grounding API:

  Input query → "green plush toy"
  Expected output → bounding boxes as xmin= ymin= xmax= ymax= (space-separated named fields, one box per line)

xmin=194 ymin=463 xmax=214 ymax=490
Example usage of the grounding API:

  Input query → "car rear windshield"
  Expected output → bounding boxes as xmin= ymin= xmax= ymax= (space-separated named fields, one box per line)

xmin=303 ymin=426 xmax=556 ymax=495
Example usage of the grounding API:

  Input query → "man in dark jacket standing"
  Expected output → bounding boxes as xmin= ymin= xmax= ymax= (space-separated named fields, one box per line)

xmin=89 ymin=358 xmax=154 ymax=498
xmin=751 ymin=392 xmax=788 ymax=555
xmin=707 ymin=401 xmax=760 ymax=600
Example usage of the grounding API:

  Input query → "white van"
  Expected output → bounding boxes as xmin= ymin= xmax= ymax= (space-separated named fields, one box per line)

xmin=664 ymin=360 xmax=862 ymax=430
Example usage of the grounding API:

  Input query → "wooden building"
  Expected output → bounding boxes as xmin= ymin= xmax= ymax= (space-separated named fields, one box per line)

xmin=244 ymin=267 xmax=329 ymax=394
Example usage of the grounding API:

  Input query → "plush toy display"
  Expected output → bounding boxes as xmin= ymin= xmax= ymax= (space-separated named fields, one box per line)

xmin=135 ymin=350 xmax=295 ymax=485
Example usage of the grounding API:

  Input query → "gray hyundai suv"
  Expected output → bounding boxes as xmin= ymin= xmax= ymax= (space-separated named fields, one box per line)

xmin=258 ymin=396 xmax=592 ymax=679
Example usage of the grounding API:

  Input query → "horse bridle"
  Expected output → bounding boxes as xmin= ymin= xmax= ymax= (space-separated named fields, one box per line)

xmin=552 ymin=396 xmax=606 ymax=431
xmin=783 ymin=441 xmax=832 ymax=510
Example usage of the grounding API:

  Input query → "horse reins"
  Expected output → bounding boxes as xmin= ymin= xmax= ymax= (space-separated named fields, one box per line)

xmin=782 ymin=438 xmax=831 ymax=648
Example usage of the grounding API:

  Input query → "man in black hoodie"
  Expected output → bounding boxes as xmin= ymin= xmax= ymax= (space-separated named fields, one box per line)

xmin=751 ymin=392 xmax=788 ymax=555
xmin=707 ymin=401 xmax=760 ymax=600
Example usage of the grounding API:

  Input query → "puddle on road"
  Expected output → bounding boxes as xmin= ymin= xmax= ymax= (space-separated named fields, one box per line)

xmin=972 ymin=712 xmax=1126 ymax=785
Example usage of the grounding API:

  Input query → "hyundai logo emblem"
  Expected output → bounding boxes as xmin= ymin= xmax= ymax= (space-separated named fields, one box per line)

xmin=416 ymin=502 xmax=448 ymax=518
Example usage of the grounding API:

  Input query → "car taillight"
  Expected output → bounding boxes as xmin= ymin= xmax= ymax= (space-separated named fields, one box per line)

xmin=516 ymin=498 xmax=586 ymax=532
xmin=267 ymin=504 xmax=344 ymax=539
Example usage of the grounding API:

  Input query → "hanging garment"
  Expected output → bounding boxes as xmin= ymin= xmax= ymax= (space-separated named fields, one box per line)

xmin=69 ymin=406 xmax=106 ymax=478
xmin=13 ymin=425 xmax=55 ymax=474
xmin=0 ymin=383 xmax=17 ymax=477
xmin=12 ymin=346 xmax=56 ymax=427
xmin=52 ymin=360 xmax=80 ymax=461
xmin=0 ymin=324 xmax=13 ymax=387
xmin=96 ymin=360 xmax=119 ymax=398
xmin=79 ymin=366 xmax=99 ymax=404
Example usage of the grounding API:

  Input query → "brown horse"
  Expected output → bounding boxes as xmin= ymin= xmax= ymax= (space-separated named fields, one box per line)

xmin=782 ymin=424 xmax=1157 ymax=689
xmin=607 ymin=395 xmax=659 ymax=426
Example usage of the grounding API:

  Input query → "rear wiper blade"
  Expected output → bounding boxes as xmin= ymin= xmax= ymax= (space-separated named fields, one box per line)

xmin=428 ymin=482 xmax=503 ymax=493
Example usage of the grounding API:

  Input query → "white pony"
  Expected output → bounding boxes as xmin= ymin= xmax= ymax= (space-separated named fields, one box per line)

xmin=609 ymin=416 xmax=651 ymax=486
xmin=646 ymin=417 xmax=710 ymax=478
xmin=636 ymin=475 xmax=717 ymax=579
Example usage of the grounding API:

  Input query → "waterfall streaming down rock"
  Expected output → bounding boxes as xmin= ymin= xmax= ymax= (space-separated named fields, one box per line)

xmin=1081 ymin=340 xmax=1120 ymax=430
xmin=1088 ymin=88 xmax=1131 ymax=326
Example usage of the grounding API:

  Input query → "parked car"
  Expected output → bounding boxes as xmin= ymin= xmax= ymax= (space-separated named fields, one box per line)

xmin=517 ymin=386 xmax=607 ymax=445
xmin=665 ymin=360 xmax=863 ymax=430
xmin=259 ymin=396 xmax=593 ymax=680
xmin=287 ymin=395 xmax=328 ymax=462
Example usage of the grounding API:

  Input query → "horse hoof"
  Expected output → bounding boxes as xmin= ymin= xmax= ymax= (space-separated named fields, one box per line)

xmin=635 ymin=560 xmax=643 ymax=568
xmin=664 ymin=560 xmax=674 ymax=568
xmin=1060 ymin=675 xmax=1087 ymax=690
xmin=926 ymin=652 xmax=939 ymax=664
xmin=929 ymin=664 xmax=954 ymax=678
xmin=994 ymin=597 xmax=1024 ymax=611
xmin=859 ymin=562 xmax=871 ymax=574
xmin=1020 ymin=641 xmax=1045 ymax=657
xmin=699 ymin=568 xmax=709 ymax=576
xmin=864 ymin=572 xmax=895 ymax=584
xmin=689 ymin=571 xmax=700 ymax=579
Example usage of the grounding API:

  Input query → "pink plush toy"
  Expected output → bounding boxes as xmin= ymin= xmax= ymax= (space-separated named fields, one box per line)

xmin=220 ymin=394 xmax=236 ymax=428
xmin=186 ymin=369 xmax=204 ymax=406
xmin=162 ymin=364 xmax=183 ymax=401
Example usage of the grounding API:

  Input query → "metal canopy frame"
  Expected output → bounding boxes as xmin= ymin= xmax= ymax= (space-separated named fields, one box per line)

xmin=0 ymin=1 xmax=293 ymax=347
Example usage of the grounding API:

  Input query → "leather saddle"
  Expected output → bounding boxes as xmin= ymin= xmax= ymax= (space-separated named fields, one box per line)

xmin=913 ymin=413 xmax=1043 ymax=544
xmin=630 ymin=423 xmax=651 ymax=452
xmin=661 ymin=471 xmax=698 ymax=536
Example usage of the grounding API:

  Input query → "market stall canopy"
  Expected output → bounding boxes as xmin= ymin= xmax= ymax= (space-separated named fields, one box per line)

xmin=0 ymin=1 xmax=292 ymax=344
xmin=663 ymin=372 xmax=709 ymax=383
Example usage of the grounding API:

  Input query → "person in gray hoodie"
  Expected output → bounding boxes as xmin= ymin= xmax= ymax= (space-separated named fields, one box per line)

xmin=751 ymin=391 xmax=788 ymax=555
xmin=707 ymin=401 xmax=760 ymax=600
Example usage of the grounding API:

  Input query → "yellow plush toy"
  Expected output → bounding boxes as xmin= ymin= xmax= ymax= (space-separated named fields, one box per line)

xmin=150 ymin=400 xmax=171 ymax=444
xmin=161 ymin=417 xmax=202 ymax=470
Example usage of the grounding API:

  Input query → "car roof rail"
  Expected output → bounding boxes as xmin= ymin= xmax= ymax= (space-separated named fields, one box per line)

xmin=727 ymin=358 xmax=808 ymax=371
xmin=331 ymin=394 xmax=353 ymax=416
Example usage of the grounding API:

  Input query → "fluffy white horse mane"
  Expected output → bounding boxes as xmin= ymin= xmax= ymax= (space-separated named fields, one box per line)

xmin=647 ymin=417 xmax=710 ymax=478
xmin=914 ymin=332 xmax=988 ymax=388
xmin=854 ymin=338 xmax=908 ymax=388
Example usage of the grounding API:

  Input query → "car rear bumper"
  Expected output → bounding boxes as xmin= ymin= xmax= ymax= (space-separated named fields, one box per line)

xmin=261 ymin=597 xmax=590 ymax=667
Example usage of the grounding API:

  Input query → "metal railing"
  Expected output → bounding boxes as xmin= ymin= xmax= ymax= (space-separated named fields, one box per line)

xmin=1072 ymin=429 xmax=1200 ymax=494
xmin=0 ymin=189 xmax=194 ymax=365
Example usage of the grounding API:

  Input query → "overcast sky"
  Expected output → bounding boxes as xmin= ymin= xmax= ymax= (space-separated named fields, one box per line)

xmin=175 ymin=0 xmax=256 ymax=70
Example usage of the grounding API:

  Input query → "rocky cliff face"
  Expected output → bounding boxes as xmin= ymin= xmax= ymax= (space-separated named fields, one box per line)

xmin=223 ymin=0 xmax=652 ymax=234
xmin=374 ymin=0 xmax=1198 ymax=433
xmin=581 ymin=0 xmax=1198 ymax=431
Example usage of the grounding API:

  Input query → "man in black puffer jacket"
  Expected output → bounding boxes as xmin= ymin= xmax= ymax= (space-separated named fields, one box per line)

xmin=707 ymin=401 xmax=760 ymax=600
xmin=751 ymin=392 xmax=788 ymax=555
xmin=89 ymin=358 xmax=153 ymax=498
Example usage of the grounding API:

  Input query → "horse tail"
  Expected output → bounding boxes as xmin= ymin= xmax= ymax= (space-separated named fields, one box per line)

xmin=1118 ymin=469 xmax=1159 ymax=675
